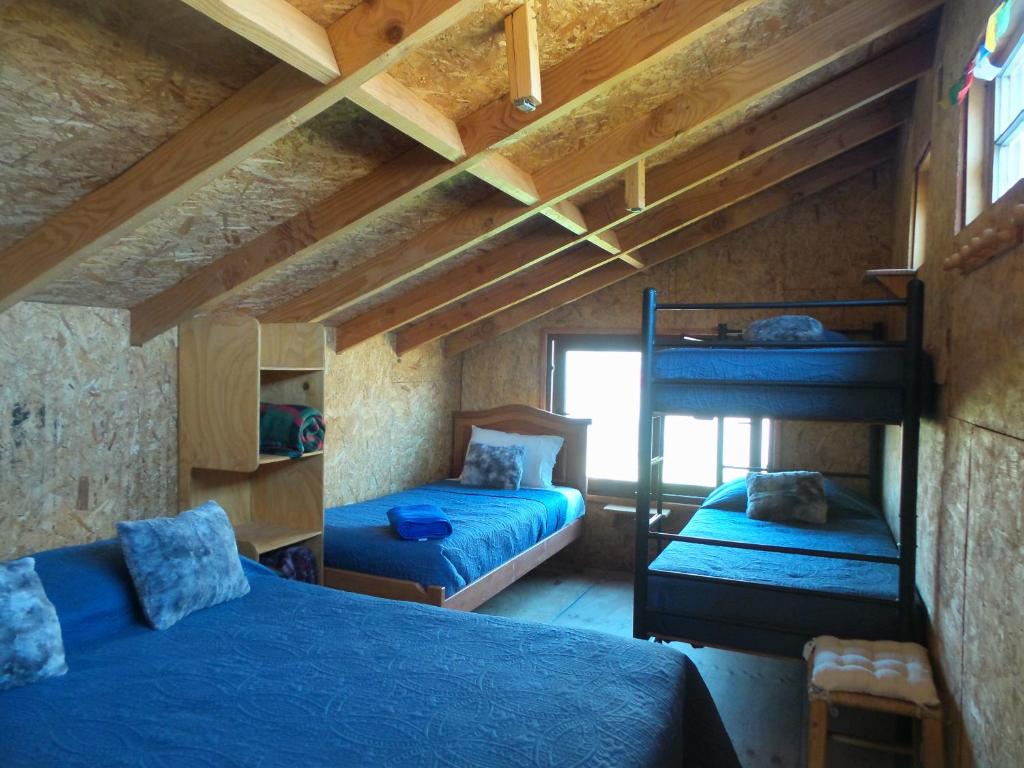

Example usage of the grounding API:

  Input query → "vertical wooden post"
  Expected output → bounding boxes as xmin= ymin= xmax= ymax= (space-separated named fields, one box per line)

xmin=626 ymin=158 xmax=647 ymax=212
xmin=505 ymin=0 xmax=542 ymax=112
xmin=807 ymin=698 xmax=829 ymax=768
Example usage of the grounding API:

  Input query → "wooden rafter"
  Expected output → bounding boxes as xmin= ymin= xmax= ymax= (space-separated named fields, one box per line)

xmin=329 ymin=34 xmax=933 ymax=351
xmin=181 ymin=0 xmax=340 ymax=82
xmin=128 ymin=0 xmax=768 ymax=344
xmin=443 ymin=136 xmax=898 ymax=356
xmin=350 ymin=74 xmax=467 ymax=161
xmin=392 ymin=105 xmax=905 ymax=354
xmin=262 ymin=0 xmax=938 ymax=330
xmin=0 ymin=0 xmax=485 ymax=315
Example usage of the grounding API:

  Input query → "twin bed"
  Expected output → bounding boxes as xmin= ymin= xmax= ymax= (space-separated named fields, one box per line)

xmin=321 ymin=405 xmax=590 ymax=611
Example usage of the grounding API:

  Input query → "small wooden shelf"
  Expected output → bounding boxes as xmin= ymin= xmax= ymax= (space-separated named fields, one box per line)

xmin=258 ymin=450 xmax=323 ymax=465
xmin=233 ymin=522 xmax=321 ymax=558
xmin=260 ymin=366 xmax=324 ymax=372
xmin=863 ymin=268 xmax=918 ymax=298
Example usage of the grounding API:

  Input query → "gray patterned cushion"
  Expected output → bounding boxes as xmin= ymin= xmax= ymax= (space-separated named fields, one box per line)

xmin=743 ymin=315 xmax=826 ymax=342
xmin=117 ymin=502 xmax=250 ymax=630
xmin=746 ymin=471 xmax=828 ymax=524
xmin=460 ymin=443 xmax=526 ymax=490
xmin=0 ymin=557 xmax=67 ymax=691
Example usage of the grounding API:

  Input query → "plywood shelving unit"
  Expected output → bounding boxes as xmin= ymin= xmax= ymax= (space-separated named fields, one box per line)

xmin=178 ymin=316 xmax=326 ymax=582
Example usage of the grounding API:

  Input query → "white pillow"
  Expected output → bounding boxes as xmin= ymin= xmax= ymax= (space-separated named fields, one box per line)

xmin=468 ymin=425 xmax=564 ymax=488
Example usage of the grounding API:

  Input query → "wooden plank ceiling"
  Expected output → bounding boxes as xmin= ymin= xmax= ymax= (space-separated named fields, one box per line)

xmin=0 ymin=0 xmax=943 ymax=355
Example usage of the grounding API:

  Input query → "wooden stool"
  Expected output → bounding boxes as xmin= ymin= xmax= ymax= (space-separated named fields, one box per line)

xmin=805 ymin=636 xmax=944 ymax=768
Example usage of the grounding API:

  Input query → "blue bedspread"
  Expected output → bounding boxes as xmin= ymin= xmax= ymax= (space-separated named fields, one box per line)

xmin=324 ymin=481 xmax=585 ymax=595
xmin=1 ymin=541 xmax=738 ymax=768
xmin=652 ymin=346 xmax=905 ymax=422
xmin=646 ymin=496 xmax=903 ymax=655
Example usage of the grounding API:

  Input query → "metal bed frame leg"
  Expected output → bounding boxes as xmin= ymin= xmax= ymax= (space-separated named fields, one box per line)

xmin=898 ymin=279 xmax=925 ymax=638
xmin=634 ymin=288 xmax=658 ymax=640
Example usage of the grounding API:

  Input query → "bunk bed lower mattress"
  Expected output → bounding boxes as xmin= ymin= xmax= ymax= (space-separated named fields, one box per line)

xmin=323 ymin=481 xmax=585 ymax=596
xmin=2 ymin=541 xmax=739 ymax=768
xmin=645 ymin=506 xmax=902 ymax=656
xmin=652 ymin=347 xmax=905 ymax=421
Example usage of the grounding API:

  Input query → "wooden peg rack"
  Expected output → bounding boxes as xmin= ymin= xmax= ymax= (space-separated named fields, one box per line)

xmin=945 ymin=178 xmax=1024 ymax=274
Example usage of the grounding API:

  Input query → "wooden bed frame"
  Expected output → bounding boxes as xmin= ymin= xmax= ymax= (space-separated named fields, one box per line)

xmin=323 ymin=404 xmax=591 ymax=612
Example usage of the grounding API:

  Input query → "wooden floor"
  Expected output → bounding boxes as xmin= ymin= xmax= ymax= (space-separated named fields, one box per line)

xmin=476 ymin=568 xmax=907 ymax=768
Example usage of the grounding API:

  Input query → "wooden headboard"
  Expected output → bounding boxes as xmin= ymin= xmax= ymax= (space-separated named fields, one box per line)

xmin=451 ymin=405 xmax=591 ymax=495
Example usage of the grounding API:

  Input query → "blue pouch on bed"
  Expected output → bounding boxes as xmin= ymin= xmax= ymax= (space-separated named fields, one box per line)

xmin=387 ymin=504 xmax=453 ymax=541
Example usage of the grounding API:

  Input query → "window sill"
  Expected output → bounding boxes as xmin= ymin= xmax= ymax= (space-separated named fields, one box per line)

xmin=946 ymin=178 xmax=1024 ymax=273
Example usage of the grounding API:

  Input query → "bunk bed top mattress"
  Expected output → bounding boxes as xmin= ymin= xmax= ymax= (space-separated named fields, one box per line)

xmin=323 ymin=480 xmax=585 ymax=595
xmin=651 ymin=346 xmax=905 ymax=421
xmin=2 ymin=540 xmax=738 ymax=768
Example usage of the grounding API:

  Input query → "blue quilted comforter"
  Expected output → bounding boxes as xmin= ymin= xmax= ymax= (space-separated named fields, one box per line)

xmin=324 ymin=481 xmax=586 ymax=595
xmin=0 ymin=541 xmax=738 ymax=768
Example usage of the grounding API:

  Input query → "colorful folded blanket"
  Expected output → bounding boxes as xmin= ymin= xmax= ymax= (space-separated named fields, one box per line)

xmin=387 ymin=504 xmax=453 ymax=541
xmin=259 ymin=546 xmax=318 ymax=584
xmin=259 ymin=403 xmax=326 ymax=458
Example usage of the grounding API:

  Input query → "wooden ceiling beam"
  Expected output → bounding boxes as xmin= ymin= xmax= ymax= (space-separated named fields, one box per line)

xmin=612 ymin=95 xmax=910 ymax=252
xmin=181 ymin=0 xmax=340 ymax=82
xmin=130 ymin=0 xmax=760 ymax=344
xmin=443 ymin=136 xmax=898 ymax=356
xmin=263 ymin=0 xmax=938 ymax=328
xmin=350 ymin=73 xmax=466 ymax=161
xmin=467 ymin=152 xmax=540 ymax=204
xmin=392 ymin=112 xmax=902 ymax=354
xmin=334 ymin=223 xmax=579 ymax=350
xmin=396 ymin=245 xmax=616 ymax=354
xmin=328 ymin=35 xmax=932 ymax=350
xmin=460 ymin=0 xmax=763 ymax=156
xmin=0 ymin=0 xmax=484 ymax=315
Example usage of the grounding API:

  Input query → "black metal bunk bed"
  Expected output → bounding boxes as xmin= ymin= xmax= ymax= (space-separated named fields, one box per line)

xmin=633 ymin=282 xmax=925 ymax=658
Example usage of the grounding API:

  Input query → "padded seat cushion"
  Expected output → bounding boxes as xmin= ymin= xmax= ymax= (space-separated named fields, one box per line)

xmin=805 ymin=635 xmax=940 ymax=706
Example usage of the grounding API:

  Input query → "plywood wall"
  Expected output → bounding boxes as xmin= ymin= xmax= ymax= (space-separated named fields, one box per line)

xmin=888 ymin=1 xmax=1024 ymax=764
xmin=0 ymin=308 xmax=461 ymax=560
xmin=0 ymin=304 xmax=177 ymax=559
xmin=461 ymin=166 xmax=898 ymax=500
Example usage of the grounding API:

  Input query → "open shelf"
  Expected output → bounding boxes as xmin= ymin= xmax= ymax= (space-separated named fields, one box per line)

xmin=260 ymin=366 xmax=324 ymax=372
xmin=233 ymin=522 xmax=321 ymax=558
xmin=257 ymin=450 xmax=324 ymax=465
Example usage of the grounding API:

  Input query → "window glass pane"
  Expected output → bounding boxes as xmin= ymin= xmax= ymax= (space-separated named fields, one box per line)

xmin=722 ymin=417 xmax=752 ymax=482
xmin=563 ymin=350 xmax=640 ymax=482
xmin=663 ymin=416 xmax=718 ymax=487
xmin=761 ymin=418 xmax=773 ymax=470
xmin=994 ymin=38 xmax=1024 ymax=199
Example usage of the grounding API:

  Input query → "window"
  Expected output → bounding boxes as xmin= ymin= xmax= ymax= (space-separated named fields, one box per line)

xmin=993 ymin=36 xmax=1024 ymax=200
xmin=548 ymin=334 xmax=771 ymax=498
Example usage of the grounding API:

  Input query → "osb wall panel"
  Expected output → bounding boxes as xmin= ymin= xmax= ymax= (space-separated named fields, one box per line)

xmin=0 ymin=304 xmax=177 ymax=560
xmin=0 ymin=0 xmax=274 ymax=252
xmin=886 ymin=0 xmax=1024 ymax=764
xmin=322 ymin=332 xmax=462 ymax=507
xmin=961 ymin=427 xmax=1024 ymax=766
xmin=462 ymin=168 xmax=897 ymax=513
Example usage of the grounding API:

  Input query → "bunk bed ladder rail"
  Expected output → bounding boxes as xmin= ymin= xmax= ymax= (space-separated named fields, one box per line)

xmin=634 ymin=287 xmax=659 ymax=640
xmin=898 ymin=279 xmax=925 ymax=638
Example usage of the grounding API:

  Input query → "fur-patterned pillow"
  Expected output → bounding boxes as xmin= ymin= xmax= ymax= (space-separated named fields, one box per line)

xmin=117 ymin=502 xmax=250 ymax=630
xmin=746 ymin=471 xmax=827 ymax=524
xmin=461 ymin=443 xmax=526 ymax=490
xmin=0 ymin=557 xmax=68 ymax=691
xmin=743 ymin=315 xmax=826 ymax=342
